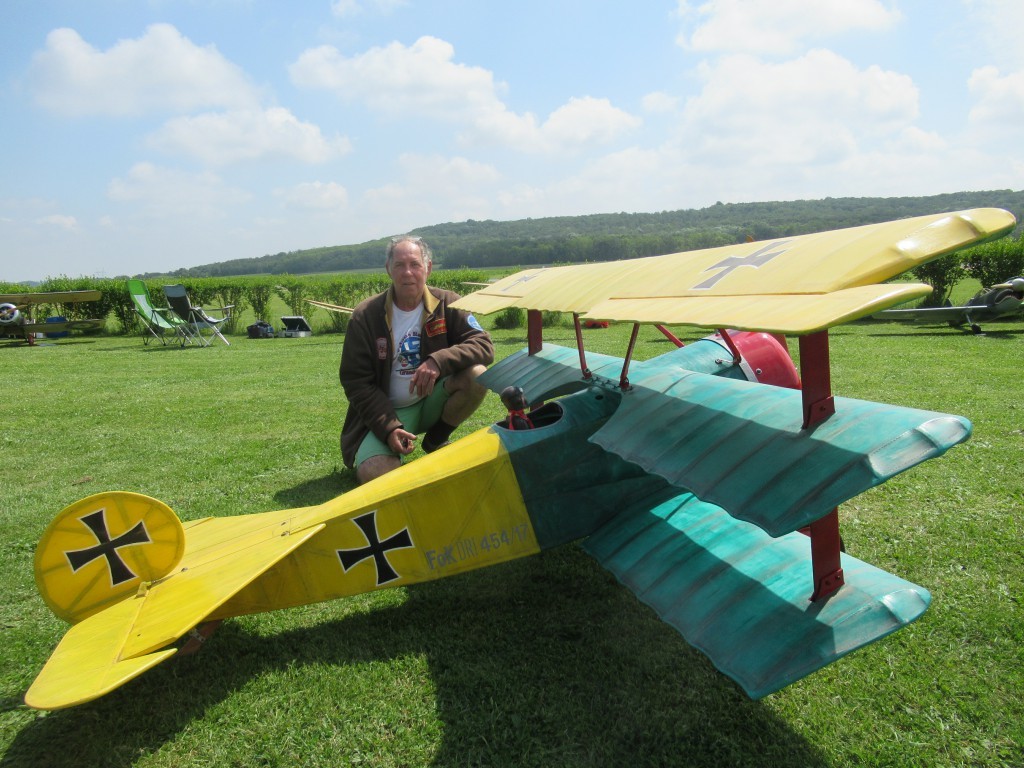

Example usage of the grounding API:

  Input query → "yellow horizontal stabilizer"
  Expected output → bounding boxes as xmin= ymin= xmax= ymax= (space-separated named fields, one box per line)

xmin=25 ymin=595 xmax=174 ymax=710
xmin=453 ymin=208 xmax=1015 ymax=332
xmin=26 ymin=518 xmax=325 ymax=710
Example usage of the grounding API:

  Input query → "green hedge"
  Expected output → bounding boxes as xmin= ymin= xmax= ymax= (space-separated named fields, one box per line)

xmin=8 ymin=236 xmax=1023 ymax=335
xmin=1 ymin=270 xmax=496 ymax=336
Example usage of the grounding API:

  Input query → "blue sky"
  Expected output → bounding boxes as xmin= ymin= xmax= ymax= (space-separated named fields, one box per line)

xmin=2 ymin=0 xmax=1022 ymax=282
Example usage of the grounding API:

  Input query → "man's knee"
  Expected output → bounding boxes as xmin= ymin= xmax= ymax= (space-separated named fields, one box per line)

xmin=449 ymin=364 xmax=488 ymax=397
xmin=356 ymin=454 xmax=401 ymax=485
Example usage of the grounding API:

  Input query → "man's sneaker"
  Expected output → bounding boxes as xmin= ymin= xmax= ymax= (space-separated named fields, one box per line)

xmin=422 ymin=437 xmax=451 ymax=453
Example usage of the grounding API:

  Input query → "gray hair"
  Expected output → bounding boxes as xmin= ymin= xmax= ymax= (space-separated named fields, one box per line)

xmin=386 ymin=236 xmax=433 ymax=268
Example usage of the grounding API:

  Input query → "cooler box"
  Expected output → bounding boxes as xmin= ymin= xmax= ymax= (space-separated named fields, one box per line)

xmin=279 ymin=316 xmax=313 ymax=337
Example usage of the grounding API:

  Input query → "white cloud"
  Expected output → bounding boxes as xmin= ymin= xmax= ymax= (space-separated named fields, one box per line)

xmin=36 ymin=214 xmax=78 ymax=231
xmin=290 ymin=36 xmax=639 ymax=153
xmin=538 ymin=97 xmax=642 ymax=147
xmin=277 ymin=181 xmax=350 ymax=210
xmin=679 ymin=50 xmax=918 ymax=164
xmin=107 ymin=162 xmax=251 ymax=217
xmin=330 ymin=0 xmax=361 ymax=16
xmin=290 ymin=36 xmax=507 ymax=118
xmin=965 ymin=0 xmax=1024 ymax=69
xmin=330 ymin=0 xmax=407 ymax=17
xmin=148 ymin=108 xmax=352 ymax=165
xmin=676 ymin=0 xmax=901 ymax=56
xmin=397 ymin=153 xmax=502 ymax=187
xmin=967 ymin=66 xmax=1024 ymax=137
xmin=29 ymin=24 xmax=260 ymax=117
xmin=643 ymin=91 xmax=680 ymax=113
xmin=362 ymin=153 xmax=502 ymax=225
xmin=542 ymin=146 xmax=673 ymax=216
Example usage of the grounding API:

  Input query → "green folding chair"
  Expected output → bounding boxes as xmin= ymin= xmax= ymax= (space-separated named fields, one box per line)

xmin=162 ymin=284 xmax=232 ymax=346
xmin=126 ymin=279 xmax=191 ymax=346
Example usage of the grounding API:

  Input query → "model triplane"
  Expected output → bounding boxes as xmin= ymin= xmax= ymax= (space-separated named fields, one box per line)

xmin=0 ymin=290 xmax=105 ymax=345
xmin=875 ymin=276 xmax=1024 ymax=333
xmin=26 ymin=208 xmax=1016 ymax=709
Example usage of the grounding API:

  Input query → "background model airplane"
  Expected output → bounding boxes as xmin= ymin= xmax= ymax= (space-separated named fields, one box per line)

xmin=874 ymin=276 xmax=1024 ymax=333
xmin=0 ymin=290 xmax=105 ymax=345
xmin=25 ymin=208 xmax=1016 ymax=710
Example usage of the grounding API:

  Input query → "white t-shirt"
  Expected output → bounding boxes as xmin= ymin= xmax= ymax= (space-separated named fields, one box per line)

xmin=389 ymin=305 xmax=424 ymax=408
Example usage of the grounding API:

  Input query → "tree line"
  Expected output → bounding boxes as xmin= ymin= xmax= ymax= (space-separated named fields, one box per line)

xmin=154 ymin=189 xmax=1024 ymax=278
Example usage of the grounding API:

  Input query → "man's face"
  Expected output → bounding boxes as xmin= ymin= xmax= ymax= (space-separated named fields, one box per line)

xmin=388 ymin=241 xmax=431 ymax=309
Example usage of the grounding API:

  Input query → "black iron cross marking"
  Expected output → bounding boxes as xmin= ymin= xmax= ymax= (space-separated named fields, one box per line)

xmin=65 ymin=509 xmax=151 ymax=586
xmin=337 ymin=511 xmax=414 ymax=586
xmin=499 ymin=272 xmax=541 ymax=293
xmin=693 ymin=240 xmax=793 ymax=290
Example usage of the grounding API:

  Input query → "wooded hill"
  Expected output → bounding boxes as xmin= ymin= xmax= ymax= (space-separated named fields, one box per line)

xmin=151 ymin=190 xmax=1024 ymax=279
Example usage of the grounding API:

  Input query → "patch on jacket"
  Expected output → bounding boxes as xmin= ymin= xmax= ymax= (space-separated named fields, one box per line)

xmin=376 ymin=337 xmax=388 ymax=359
xmin=425 ymin=317 xmax=447 ymax=337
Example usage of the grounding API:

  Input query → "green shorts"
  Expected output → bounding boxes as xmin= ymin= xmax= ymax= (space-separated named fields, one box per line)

xmin=354 ymin=377 xmax=452 ymax=467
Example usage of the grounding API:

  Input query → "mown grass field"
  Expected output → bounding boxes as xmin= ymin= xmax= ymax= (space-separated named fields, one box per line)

xmin=1 ymin=298 xmax=1021 ymax=767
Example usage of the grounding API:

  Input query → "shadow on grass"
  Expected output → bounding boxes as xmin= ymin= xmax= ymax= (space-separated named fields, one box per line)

xmin=3 ymin=548 xmax=828 ymax=768
xmin=273 ymin=470 xmax=356 ymax=507
xmin=494 ymin=335 xmax=528 ymax=347
xmin=865 ymin=328 xmax=1024 ymax=340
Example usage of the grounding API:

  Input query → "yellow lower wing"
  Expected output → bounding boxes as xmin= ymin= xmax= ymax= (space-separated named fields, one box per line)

xmin=587 ymin=283 xmax=932 ymax=334
xmin=25 ymin=521 xmax=324 ymax=710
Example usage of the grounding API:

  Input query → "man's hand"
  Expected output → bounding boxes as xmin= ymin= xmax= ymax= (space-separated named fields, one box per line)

xmin=409 ymin=358 xmax=441 ymax=398
xmin=388 ymin=427 xmax=417 ymax=455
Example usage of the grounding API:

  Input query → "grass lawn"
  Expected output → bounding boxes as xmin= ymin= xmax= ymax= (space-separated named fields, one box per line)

xmin=1 ymin=307 xmax=1022 ymax=767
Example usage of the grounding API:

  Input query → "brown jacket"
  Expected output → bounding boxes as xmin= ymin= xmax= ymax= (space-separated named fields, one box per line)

xmin=339 ymin=286 xmax=494 ymax=467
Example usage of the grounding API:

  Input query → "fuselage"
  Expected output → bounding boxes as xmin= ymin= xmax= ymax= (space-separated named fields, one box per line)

xmin=211 ymin=333 xmax=793 ymax=619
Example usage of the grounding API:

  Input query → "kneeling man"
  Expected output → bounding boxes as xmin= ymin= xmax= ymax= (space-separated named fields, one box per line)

xmin=339 ymin=236 xmax=494 ymax=484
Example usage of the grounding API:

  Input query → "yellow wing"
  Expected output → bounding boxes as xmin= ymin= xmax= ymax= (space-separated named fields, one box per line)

xmin=453 ymin=208 xmax=1016 ymax=334
xmin=0 ymin=289 xmax=102 ymax=306
xmin=305 ymin=298 xmax=354 ymax=313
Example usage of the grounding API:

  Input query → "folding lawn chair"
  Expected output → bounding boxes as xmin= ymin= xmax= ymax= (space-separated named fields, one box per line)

xmin=127 ymin=279 xmax=191 ymax=346
xmin=162 ymin=284 xmax=233 ymax=346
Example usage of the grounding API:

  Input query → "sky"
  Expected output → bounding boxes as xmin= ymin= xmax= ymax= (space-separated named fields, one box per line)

xmin=2 ymin=0 xmax=1023 ymax=283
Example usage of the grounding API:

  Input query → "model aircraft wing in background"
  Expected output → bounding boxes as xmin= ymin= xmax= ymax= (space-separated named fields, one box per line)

xmin=453 ymin=209 xmax=1016 ymax=333
xmin=305 ymin=299 xmax=355 ymax=313
xmin=0 ymin=289 xmax=104 ymax=344
xmin=0 ymin=290 xmax=102 ymax=307
xmin=874 ymin=276 xmax=1024 ymax=332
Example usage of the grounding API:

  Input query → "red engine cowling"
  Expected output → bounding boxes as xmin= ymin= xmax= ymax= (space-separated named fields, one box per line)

xmin=716 ymin=331 xmax=801 ymax=390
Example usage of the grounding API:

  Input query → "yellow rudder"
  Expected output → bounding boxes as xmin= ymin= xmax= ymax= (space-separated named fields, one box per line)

xmin=34 ymin=492 xmax=186 ymax=623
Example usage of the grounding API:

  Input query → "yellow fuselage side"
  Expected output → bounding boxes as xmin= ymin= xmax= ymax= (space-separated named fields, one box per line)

xmin=208 ymin=427 xmax=537 ymax=619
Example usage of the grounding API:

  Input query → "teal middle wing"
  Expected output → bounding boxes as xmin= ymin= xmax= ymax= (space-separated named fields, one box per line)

xmin=592 ymin=363 xmax=970 ymax=536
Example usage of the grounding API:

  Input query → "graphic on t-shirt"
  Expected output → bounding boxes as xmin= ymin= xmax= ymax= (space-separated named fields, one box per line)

xmin=396 ymin=331 xmax=421 ymax=374
xmin=390 ymin=306 xmax=425 ymax=407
